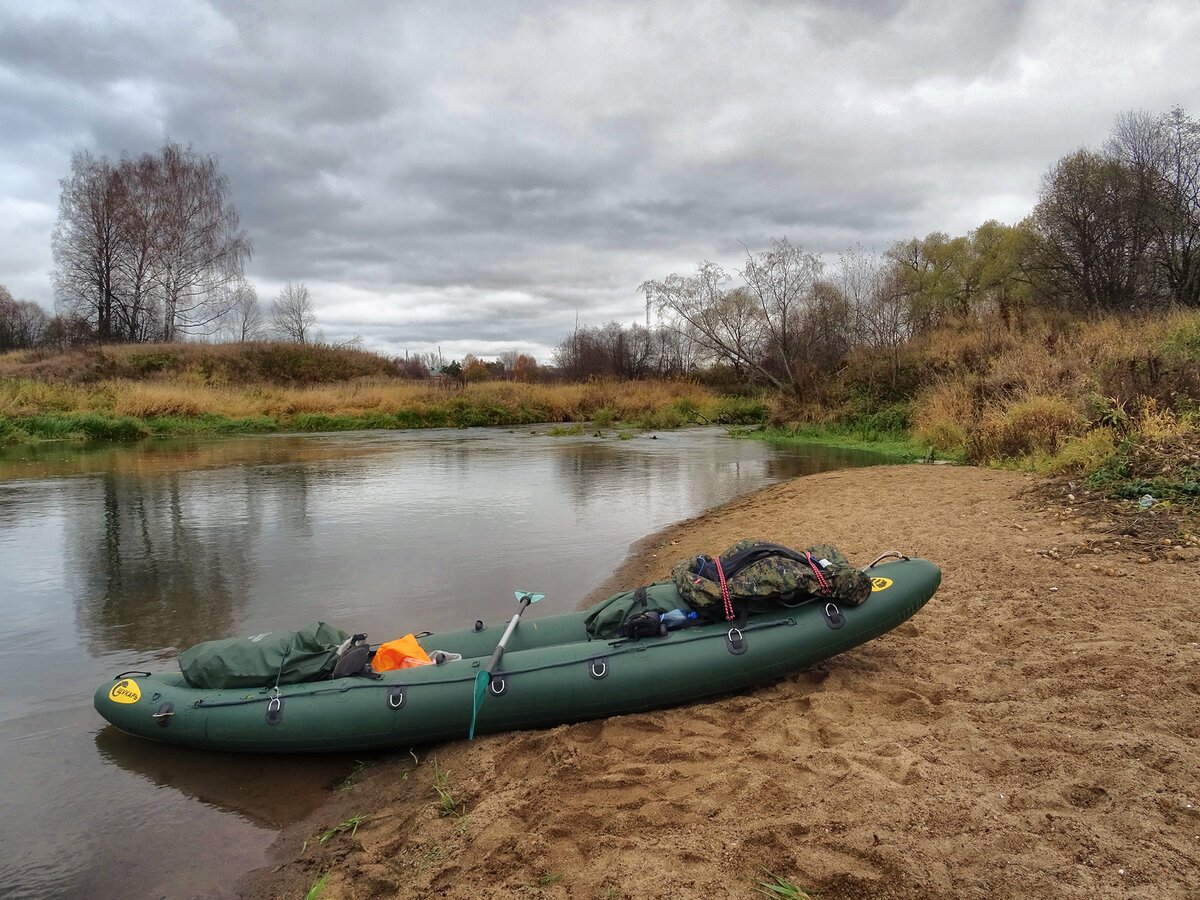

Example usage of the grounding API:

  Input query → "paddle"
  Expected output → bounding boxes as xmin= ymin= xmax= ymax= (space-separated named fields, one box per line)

xmin=470 ymin=590 xmax=544 ymax=739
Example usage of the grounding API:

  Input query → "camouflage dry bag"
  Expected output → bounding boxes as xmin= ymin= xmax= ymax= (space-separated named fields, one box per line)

xmin=672 ymin=539 xmax=871 ymax=612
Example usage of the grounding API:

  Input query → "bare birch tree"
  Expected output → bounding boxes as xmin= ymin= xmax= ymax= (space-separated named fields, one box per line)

xmin=152 ymin=142 xmax=251 ymax=339
xmin=220 ymin=279 xmax=265 ymax=342
xmin=1108 ymin=106 xmax=1200 ymax=307
xmin=52 ymin=151 xmax=125 ymax=341
xmin=271 ymin=282 xmax=317 ymax=343
xmin=51 ymin=141 xmax=250 ymax=342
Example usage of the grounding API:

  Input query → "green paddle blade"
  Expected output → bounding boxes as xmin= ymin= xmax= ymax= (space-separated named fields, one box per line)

xmin=514 ymin=591 xmax=546 ymax=603
xmin=469 ymin=669 xmax=490 ymax=740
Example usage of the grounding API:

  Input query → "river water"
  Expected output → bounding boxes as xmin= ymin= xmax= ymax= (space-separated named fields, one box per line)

xmin=0 ymin=426 xmax=887 ymax=899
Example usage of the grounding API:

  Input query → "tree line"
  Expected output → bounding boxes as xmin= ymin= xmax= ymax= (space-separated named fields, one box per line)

xmin=599 ymin=106 xmax=1200 ymax=396
xmin=3 ymin=107 xmax=1196 ymax=379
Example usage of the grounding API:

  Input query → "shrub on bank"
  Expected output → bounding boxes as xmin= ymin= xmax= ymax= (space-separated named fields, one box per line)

xmin=967 ymin=395 xmax=1084 ymax=462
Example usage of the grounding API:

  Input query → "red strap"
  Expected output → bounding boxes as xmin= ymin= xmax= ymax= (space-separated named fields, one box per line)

xmin=804 ymin=551 xmax=832 ymax=595
xmin=714 ymin=556 xmax=735 ymax=621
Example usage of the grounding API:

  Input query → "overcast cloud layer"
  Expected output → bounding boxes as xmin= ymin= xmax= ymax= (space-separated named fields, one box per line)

xmin=2 ymin=0 xmax=1198 ymax=362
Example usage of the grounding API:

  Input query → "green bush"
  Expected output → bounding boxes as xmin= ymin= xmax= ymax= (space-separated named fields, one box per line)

xmin=593 ymin=407 xmax=617 ymax=428
xmin=16 ymin=413 xmax=152 ymax=441
xmin=835 ymin=402 xmax=912 ymax=441
xmin=628 ymin=406 xmax=689 ymax=429
xmin=709 ymin=396 xmax=770 ymax=425
xmin=0 ymin=416 xmax=30 ymax=445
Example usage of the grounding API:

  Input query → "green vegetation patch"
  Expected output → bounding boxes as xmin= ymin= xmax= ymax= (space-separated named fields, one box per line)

xmin=143 ymin=413 xmax=280 ymax=436
xmin=0 ymin=416 xmax=32 ymax=445
xmin=16 ymin=412 xmax=152 ymax=442
xmin=393 ymin=408 xmax=437 ymax=429
xmin=288 ymin=412 xmax=382 ymax=432
xmin=124 ymin=350 xmax=182 ymax=375
xmin=746 ymin=424 xmax=928 ymax=461
xmin=834 ymin=401 xmax=912 ymax=442
xmin=547 ymin=423 xmax=586 ymax=436
xmin=1159 ymin=318 xmax=1200 ymax=362
xmin=709 ymin=395 xmax=771 ymax=425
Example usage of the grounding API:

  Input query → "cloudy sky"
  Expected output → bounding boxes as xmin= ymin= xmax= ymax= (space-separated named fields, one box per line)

xmin=2 ymin=1 xmax=1198 ymax=362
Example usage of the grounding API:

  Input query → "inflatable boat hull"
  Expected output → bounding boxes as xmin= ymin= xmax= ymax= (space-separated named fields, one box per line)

xmin=94 ymin=556 xmax=940 ymax=753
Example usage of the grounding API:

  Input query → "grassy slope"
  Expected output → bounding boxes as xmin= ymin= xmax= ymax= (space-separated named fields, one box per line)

xmin=749 ymin=309 xmax=1200 ymax=514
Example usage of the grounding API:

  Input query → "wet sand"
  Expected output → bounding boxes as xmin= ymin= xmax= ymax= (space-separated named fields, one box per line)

xmin=240 ymin=464 xmax=1200 ymax=899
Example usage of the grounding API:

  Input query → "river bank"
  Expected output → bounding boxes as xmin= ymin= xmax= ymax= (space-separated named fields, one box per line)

xmin=0 ymin=364 xmax=769 ymax=443
xmin=242 ymin=463 xmax=1199 ymax=899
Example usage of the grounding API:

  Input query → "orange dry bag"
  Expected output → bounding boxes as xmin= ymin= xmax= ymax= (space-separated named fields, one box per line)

xmin=372 ymin=634 xmax=433 ymax=672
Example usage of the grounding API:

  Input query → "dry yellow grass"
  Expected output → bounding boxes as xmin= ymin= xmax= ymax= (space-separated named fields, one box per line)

xmin=970 ymin=394 xmax=1085 ymax=460
xmin=912 ymin=380 xmax=975 ymax=452
xmin=0 ymin=378 xmax=93 ymax=416
xmin=110 ymin=381 xmax=263 ymax=418
xmin=0 ymin=373 xmax=722 ymax=424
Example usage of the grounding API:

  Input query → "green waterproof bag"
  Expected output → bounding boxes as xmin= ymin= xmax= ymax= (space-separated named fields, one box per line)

xmin=584 ymin=581 xmax=692 ymax=639
xmin=179 ymin=621 xmax=351 ymax=689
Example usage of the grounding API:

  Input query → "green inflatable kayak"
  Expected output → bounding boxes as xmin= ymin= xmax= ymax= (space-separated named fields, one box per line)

xmin=94 ymin=553 xmax=940 ymax=753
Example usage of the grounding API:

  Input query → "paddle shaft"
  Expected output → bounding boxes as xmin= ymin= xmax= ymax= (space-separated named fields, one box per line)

xmin=484 ymin=594 xmax=533 ymax=673
xmin=470 ymin=593 xmax=537 ymax=739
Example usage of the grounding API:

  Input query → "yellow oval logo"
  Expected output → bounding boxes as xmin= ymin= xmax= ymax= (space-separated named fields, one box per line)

xmin=108 ymin=679 xmax=141 ymax=704
xmin=870 ymin=577 xmax=893 ymax=592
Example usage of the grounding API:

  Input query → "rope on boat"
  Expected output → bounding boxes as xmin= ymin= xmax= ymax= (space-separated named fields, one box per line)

xmin=190 ymin=616 xmax=799 ymax=710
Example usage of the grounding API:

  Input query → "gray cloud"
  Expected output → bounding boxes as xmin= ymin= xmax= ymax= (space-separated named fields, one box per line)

xmin=2 ymin=0 xmax=1198 ymax=361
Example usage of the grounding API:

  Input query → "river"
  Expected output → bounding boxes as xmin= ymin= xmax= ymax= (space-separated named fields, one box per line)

xmin=0 ymin=426 xmax=887 ymax=899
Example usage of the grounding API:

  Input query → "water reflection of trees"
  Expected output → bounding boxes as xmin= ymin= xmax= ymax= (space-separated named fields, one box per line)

xmin=551 ymin=436 xmax=888 ymax=517
xmin=73 ymin=469 xmax=263 ymax=656
xmin=763 ymin=445 xmax=887 ymax=481
xmin=553 ymin=442 xmax=632 ymax=507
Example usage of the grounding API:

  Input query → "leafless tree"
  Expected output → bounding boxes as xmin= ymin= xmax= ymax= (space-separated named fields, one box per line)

xmin=1032 ymin=149 xmax=1159 ymax=314
xmin=15 ymin=301 xmax=50 ymax=348
xmin=152 ymin=142 xmax=252 ymax=339
xmin=52 ymin=150 xmax=126 ymax=341
xmin=271 ymin=282 xmax=317 ymax=343
xmin=650 ymin=322 xmax=699 ymax=377
xmin=218 ymin=279 xmax=265 ymax=342
xmin=639 ymin=260 xmax=742 ymax=369
xmin=1108 ymin=106 xmax=1200 ymax=307
xmin=0 ymin=285 xmax=52 ymax=350
xmin=0 ymin=284 xmax=16 ymax=347
xmin=640 ymin=238 xmax=828 ymax=397
xmin=855 ymin=266 xmax=912 ymax=388
xmin=111 ymin=150 xmax=164 ymax=341
xmin=51 ymin=141 xmax=250 ymax=342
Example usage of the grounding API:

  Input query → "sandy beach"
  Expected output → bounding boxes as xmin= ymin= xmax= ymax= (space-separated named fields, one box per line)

xmin=241 ymin=464 xmax=1200 ymax=900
